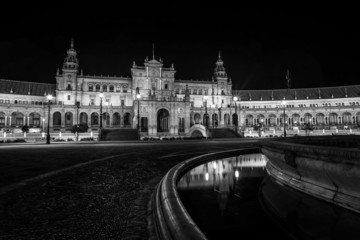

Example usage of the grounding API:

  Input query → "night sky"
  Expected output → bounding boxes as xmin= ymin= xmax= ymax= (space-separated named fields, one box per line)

xmin=1 ymin=6 xmax=359 ymax=91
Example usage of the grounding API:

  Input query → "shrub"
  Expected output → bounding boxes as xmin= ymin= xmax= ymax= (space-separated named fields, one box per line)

xmin=80 ymin=137 xmax=95 ymax=141
xmin=13 ymin=138 xmax=26 ymax=143
xmin=54 ymin=138 xmax=65 ymax=142
xmin=70 ymin=123 xmax=89 ymax=134
xmin=67 ymin=138 xmax=74 ymax=141
xmin=21 ymin=125 xmax=30 ymax=133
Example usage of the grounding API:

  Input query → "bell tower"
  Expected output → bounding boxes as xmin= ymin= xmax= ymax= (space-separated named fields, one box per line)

xmin=55 ymin=38 xmax=82 ymax=106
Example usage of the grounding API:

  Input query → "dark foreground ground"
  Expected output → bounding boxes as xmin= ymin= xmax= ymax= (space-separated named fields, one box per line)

xmin=0 ymin=139 xmax=257 ymax=240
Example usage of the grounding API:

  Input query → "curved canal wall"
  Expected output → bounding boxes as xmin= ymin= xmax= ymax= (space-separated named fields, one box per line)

xmin=260 ymin=135 xmax=360 ymax=213
xmin=149 ymin=148 xmax=259 ymax=240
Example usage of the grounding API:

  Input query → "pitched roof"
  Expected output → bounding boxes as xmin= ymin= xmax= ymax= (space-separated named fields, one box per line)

xmin=232 ymin=85 xmax=360 ymax=101
xmin=0 ymin=79 xmax=56 ymax=97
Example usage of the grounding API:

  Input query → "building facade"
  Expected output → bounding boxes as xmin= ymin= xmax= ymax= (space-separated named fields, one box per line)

xmin=1 ymin=40 xmax=360 ymax=139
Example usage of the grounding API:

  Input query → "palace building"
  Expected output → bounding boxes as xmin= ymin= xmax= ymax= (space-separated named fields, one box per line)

xmin=1 ymin=40 xmax=360 ymax=139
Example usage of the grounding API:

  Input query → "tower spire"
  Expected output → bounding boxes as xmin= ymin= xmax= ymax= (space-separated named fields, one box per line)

xmin=152 ymin=43 xmax=155 ymax=60
xmin=286 ymin=69 xmax=291 ymax=89
xmin=218 ymin=50 xmax=221 ymax=59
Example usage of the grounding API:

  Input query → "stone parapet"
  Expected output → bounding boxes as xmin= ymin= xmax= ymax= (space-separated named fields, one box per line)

xmin=260 ymin=136 xmax=360 ymax=213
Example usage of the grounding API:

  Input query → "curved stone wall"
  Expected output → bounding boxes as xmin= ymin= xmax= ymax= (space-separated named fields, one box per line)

xmin=260 ymin=136 xmax=360 ymax=213
xmin=149 ymin=148 xmax=259 ymax=240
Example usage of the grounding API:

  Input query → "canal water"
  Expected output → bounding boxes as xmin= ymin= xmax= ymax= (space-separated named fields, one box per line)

xmin=177 ymin=153 xmax=360 ymax=240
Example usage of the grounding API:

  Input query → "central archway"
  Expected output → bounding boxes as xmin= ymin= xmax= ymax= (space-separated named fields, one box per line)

xmin=157 ymin=108 xmax=170 ymax=132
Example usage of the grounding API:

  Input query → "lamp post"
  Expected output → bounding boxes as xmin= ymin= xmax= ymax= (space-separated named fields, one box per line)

xmin=281 ymin=100 xmax=286 ymax=137
xmin=258 ymin=118 xmax=263 ymax=137
xmin=99 ymin=92 xmax=104 ymax=141
xmin=203 ymin=96 xmax=208 ymax=129
xmin=233 ymin=96 xmax=238 ymax=134
xmin=76 ymin=101 xmax=80 ymax=141
xmin=46 ymin=94 xmax=53 ymax=144
xmin=136 ymin=91 xmax=141 ymax=140
xmin=211 ymin=104 xmax=216 ymax=128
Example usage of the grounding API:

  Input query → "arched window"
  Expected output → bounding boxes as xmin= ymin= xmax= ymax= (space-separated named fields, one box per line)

xmin=109 ymin=85 xmax=114 ymax=92
xmin=164 ymin=84 xmax=168 ymax=90
xmin=66 ymin=83 xmax=72 ymax=90
xmin=89 ymin=85 xmax=93 ymax=92
xmin=102 ymin=85 xmax=107 ymax=92
xmin=95 ymin=85 xmax=100 ymax=92
xmin=198 ymin=89 xmax=203 ymax=95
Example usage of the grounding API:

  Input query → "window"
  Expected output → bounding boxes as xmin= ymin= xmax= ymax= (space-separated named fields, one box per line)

xmin=66 ymin=84 xmax=72 ymax=90
xmin=90 ymin=99 xmax=95 ymax=105
xmin=123 ymin=89 xmax=127 ymax=93
xmin=67 ymin=95 xmax=71 ymax=100
xmin=199 ymin=89 xmax=202 ymax=95
xmin=175 ymin=88 xmax=179 ymax=94
xmin=204 ymin=90 xmax=208 ymax=95
xmin=121 ymin=100 xmax=125 ymax=106
xmin=165 ymin=84 xmax=168 ymax=90
xmin=96 ymin=85 xmax=100 ymax=92
xmin=109 ymin=85 xmax=114 ymax=92
xmin=103 ymin=85 xmax=107 ymax=92
xmin=14 ymin=100 xmax=18 ymax=104
xmin=89 ymin=85 xmax=93 ymax=91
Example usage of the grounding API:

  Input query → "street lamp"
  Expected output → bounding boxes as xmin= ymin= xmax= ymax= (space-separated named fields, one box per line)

xmin=203 ymin=96 xmax=208 ymax=129
xmin=46 ymin=94 xmax=53 ymax=144
xmin=281 ymin=100 xmax=286 ymax=137
xmin=136 ymin=90 xmax=141 ymax=140
xmin=233 ymin=96 xmax=238 ymax=134
xmin=76 ymin=101 xmax=80 ymax=141
xmin=211 ymin=104 xmax=216 ymax=128
xmin=99 ymin=92 xmax=104 ymax=141
xmin=258 ymin=118 xmax=263 ymax=137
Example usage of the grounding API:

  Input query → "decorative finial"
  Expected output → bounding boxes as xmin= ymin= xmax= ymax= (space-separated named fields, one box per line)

xmin=56 ymin=68 xmax=59 ymax=75
xmin=152 ymin=43 xmax=155 ymax=60
xmin=70 ymin=37 xmax=74 ymax=48
xmin=218 ymin=51 xmax=221 ymax=59
xmin=345 ymin=87 xmax=348 ymax=97
xmin=133 ymin=61 xmax=136 ymax=67
xmin=286 ymin=69 xmax=291 ymax=89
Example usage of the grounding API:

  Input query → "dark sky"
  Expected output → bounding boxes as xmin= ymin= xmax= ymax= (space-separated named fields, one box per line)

xmin=0 ymin=5 xmax=359 ymax=90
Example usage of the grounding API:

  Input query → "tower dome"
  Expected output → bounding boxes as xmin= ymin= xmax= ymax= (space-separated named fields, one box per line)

xmin=63 ymin=38 xmax=79 ymax=70
xmin=214 ymin=51 xmax=227 ymax=78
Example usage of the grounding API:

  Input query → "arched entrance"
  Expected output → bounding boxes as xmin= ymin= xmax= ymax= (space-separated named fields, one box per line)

xmin=157 ymin=108 xmax=170 ymax=132
xmin=124 ymin=112 xmax=131 ymax=127
xmin=53 ymin=112 xmax=61 ymax=126
xmin=80 ymin=112 xmax=88 ymax=125
xmin=113 ymin=112 xmax=120 ymax=127
xmin=194 ymin=113 xmax=201 ymax=124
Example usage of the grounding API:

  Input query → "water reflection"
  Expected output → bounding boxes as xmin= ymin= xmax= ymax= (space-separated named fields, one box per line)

xmin=177 ymin=153 xmax=360 ymax=240
xmin=259 ymin=175 xmax=360 ymax=239
xmin=178 ymin=154 xmax=267 ymax=215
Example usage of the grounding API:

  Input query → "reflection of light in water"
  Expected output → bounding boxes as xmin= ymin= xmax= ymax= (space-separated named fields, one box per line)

xmin=177 ymin=154 xmax=267 ymax=189
xmin=205 ymin=172 xmax=209 ymax=181
xmin=213 ymin=161 xmax=217 ymax=169
xmin=235 ymin=170 xmax=239 ymax=178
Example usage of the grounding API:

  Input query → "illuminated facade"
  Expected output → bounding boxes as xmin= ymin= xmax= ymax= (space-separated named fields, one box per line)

xmin=1 ymin=40 xmax=360 ymax=138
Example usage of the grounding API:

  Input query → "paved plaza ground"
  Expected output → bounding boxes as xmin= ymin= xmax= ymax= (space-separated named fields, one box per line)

xmin=0 ymin=139 xmax=258 ymax=240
